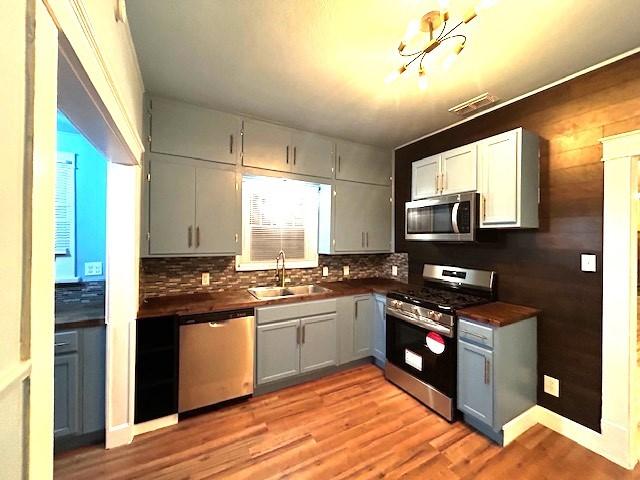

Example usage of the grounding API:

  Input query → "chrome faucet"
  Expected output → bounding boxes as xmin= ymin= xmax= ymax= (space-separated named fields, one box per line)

xmin=275 ymin=250 xmax=286 ymax=287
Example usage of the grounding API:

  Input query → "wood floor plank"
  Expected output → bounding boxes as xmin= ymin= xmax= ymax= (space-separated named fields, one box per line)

xmin=54 ymin=364 xmax=636 ymax=480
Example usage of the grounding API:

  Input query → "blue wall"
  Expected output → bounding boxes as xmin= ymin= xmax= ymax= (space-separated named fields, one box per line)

xmin=57 ymin=111 xmax=107 ymax=282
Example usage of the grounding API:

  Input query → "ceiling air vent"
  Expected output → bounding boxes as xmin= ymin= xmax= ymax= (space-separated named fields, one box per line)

xmin=448 ymin=93 xmax=499 ymax=117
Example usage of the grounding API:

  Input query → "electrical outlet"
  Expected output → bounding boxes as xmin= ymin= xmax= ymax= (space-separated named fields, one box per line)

xmin=543 ymin=375 xmax=560 ymax=397
xmin=392 ymin=265 xmax=398 ymax=277
xmin=84 ymin=262 xmax=103 ymax=276
xmin=343 ymin=265 xmax=350 ymax=277
xmin=201 ymin=272 xmax=210 ymax=286
xmin=581 ymin=254 xmax=597 ymax=272
xmin=322 ymin=266 xmax=329 ymax=277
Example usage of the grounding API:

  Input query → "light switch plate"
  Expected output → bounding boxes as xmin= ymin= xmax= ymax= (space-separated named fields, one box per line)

xmin=84 ymin=262 xmax=103 ymax=276
xmin=543 ymin=375 xmax=560 ymax=397
xmin=343 ymin=265 xmax=350 ymax=277
xmin=201 ymin=272 xmax=210 ymax=286
xmin=581 ymin=254 xmax=597 ymax=272
xmin=392 ymin=265 xmax=398 ymax=277
xmin=322 ymin=266 xmax=329 ymax=277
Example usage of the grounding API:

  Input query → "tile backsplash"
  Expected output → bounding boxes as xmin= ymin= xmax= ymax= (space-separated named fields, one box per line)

xmin=55 ymin=281 xmax=105 ymax=306
xmin=140 ymin=253 xmax=408 ymax=300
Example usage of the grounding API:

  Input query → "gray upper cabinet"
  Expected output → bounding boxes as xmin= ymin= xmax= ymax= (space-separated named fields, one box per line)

xmin=54 ymin=353 xmax=80 ymax=438
xmin=241 ymin=119 xmax=292 ymax=172
xmin=148 ymin=156 xmax=196 ymax=255
xmin=290 ymin=129 xmax=334 ymax=178
xmin=147 ymin=153 xmax=240 ymax=256
xmin=300 ymin=314 xmax=337 ymax=373
xmin=150 ymin=97 xmax=239 ymax=164
xmin=256 ymin=319 xmax=301 ymax=385
xmin=336 ymin=140 xmax=391 ymax=186
xmin=330 ymin=181 xmax=391 ymax=253
xmin=458 ymin=341 xmax=494 ymax=426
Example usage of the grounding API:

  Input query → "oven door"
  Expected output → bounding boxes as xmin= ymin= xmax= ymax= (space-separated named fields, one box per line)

xmin=385 ymin=310 xmax=456 ymax=399
xmin=405 ymin=192 xmax=477 ymax=241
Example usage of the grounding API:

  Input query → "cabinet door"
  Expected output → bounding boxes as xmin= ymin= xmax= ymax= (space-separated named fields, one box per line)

xmin=242 ymin=119 xmax=292 ymax=172
xmin=364 ymin=185 xmax=392 ymax=252
xmin=412 ymin=154 xmax=441 ymax=199
xmin=54 ymin=353 xmax=80 ymax=438
xmin=148 ymin=156 xmax=196 ymax=255
xmin=291 ymin=130 xmax=334 ymax=178
xmin=150 ymin=97 xmax=239 ymax=164
xmin=256 ymin=320 xmax=300 ymax=385
xmin=300 ymin=314 xmax=337 ymax=373
xmin=478 ymin=130 xmax=519 ymax=226
xmin=333 ymin=181 xmax=370 ymax=253
xmin=82 ymin=327 xmax=105 ymax=434
xmin=441 ymin=144 xmax=477 ymax=195
xmin=195 ymin=165 xmax=240 ymax=254
xmin=353 ymin=296 xmax=373 ymax=358
xmin=458 ymin=341 xmax=493 ymax=427
xmin=373 ymin=296 xmax=386 ymax=363
xmin=336 ymin=141 xmax=391 ymax=186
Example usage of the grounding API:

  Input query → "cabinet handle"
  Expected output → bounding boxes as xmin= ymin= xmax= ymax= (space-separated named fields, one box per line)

xmin=296 ymin=325 xmax=301 ymax=344
xmin=195 ymin=226 xmax=200 ymax=248
xmin=54 ymin=342 xmax=70 ymax=347
xmin=286 ymin=145 xmax=289 ymax=164
xmin=361 ymin=232 xmax=365 ymax=248
xmin=302 ymin=325 xmax=306 ymax=344
xmin=229 ymin=134 xmax=233 ymax=154
xmin=355 ymin=301 xmax=358 ymax=318
xmin=293 ymin=146 xmax=297 ymax=165
xmin=187 ymin=226 xmax=193 ymax=248
xmin=366 ymin=232 xmax=369 ymax=248
xmin=442 ymin=172 xmax=447 ymax=192
xmin=338 ymin=155 xmax=341 ymax=172
xmin=435 ymin=173 xmax=440 ymax=193
xmin=484 ymin=358 xmax=490 ymax=384
xmin=482 ymin=195 xmax=487 ymax=221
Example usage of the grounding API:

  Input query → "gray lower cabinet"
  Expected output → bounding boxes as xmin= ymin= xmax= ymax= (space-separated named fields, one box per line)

xmin=54 ymin=326 xmax=106 ymax=450
xmin=300 ymin=314 xmax=337 ymax=373
xmin=353 ymin=296 xmax=373 ymax=357
xmin=54 ymin=353 xmax=80 ymax=438
xmin=372 ymin=295 xmax=386 ymax=364
xmin=457 ymin=316 xmax=536 ymax=443
xmin=256 ymin=319 xmax=301 ymax=385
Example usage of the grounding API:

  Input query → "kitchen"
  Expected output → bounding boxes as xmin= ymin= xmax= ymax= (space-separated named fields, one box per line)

xmin=3 ymin=1 xmax=640 ymax=479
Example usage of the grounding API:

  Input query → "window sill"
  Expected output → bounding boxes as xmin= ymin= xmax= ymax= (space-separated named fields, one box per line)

xmin=235 ymin=259 xmax=318 ymax=272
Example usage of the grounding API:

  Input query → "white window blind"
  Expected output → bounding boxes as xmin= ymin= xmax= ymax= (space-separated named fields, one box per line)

xmin=55 ymin=152 xmax=77 ymax=281
xmin=237 ymin=176 xmax=320 ymax=270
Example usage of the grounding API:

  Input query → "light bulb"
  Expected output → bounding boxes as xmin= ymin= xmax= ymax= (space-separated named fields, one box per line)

xmin=477 ymin=0 xmax=498 ymax=11
xmin=385 ymin=64 xmax=407 ymax=84
xmin=418 ymin=68 xmax=428 ymax=91
xmin=463 ymin=7 xmax=478 ymax=23
xmin=442 ymin=41 xmax=464 ymax=71
xmin=403 ymin=19 xmax=421 ymax=43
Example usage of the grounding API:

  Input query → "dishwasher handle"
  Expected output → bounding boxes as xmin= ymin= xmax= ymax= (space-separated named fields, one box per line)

xmin=179 ymin=307 xmax=255 ymax=325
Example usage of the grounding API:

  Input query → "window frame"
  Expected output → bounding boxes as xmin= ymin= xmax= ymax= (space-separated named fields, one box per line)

xmin=235 ymin=175 xmax=320 ymax=272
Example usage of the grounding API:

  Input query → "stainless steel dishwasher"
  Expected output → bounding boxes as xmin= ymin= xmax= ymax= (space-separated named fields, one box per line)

xmin=178 ymin=308 xmax=255 ymax=413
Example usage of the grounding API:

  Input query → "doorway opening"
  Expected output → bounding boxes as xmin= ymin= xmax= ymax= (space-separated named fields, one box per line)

xmin=53 ymin=109 xmax=107 ymax=452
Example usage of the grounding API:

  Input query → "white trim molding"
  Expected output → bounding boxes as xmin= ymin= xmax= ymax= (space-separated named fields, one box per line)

xmin=133 ymin=414 xmax=178 ymax=437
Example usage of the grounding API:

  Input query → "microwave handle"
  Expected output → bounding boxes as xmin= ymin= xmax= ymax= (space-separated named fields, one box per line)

xmin=451 ymin=202 xmax=460 ymax=234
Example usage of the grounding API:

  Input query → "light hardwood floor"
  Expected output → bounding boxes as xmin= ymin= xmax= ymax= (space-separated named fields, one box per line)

xmin=55 ymin=364 xmax=637 ymax=479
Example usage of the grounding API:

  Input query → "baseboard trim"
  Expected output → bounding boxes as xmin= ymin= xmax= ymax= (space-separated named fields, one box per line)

xmin=133 ymin=414 xmax=178 ymax=437
xmin=502 ymin=405 xmax=635 ymax=470
xmin=105 ymin=423 xmax=133 ymax=449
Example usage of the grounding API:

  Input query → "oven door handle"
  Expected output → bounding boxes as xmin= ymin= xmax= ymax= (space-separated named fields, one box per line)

xmin=386 ymin=307 xmax=453 ymax=338
xmin=451 ymin=202 xmax=460 ymax=234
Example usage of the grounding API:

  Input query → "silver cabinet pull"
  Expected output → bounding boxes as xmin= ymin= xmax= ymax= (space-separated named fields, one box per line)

xmin=302 ymin=325 xmax=306 ymax=344
xmin=286 ymin=145 xmax=289 ymax=164
xmin=366 ymin=232 xmax=369 ymax=248
xmin=296 ymin=325 xmax=301 ymax=344
xmin=338 ymin=155 xmax=341 ymax=172
xmin=484 ymin=358 xmax=490 ymax=384
xmin=355 ymin=301 xmax=358 ymax=318
xmin=208 ymin=322 xmax=226 ymax=328
xmin=482 ymin=195 xmax=487 ymax=221
xmin=196 ymin=226 xmax=200 ymax=248
xmin=229 ymin=134 xmax=233 ymax=154
xmin=293 ymin=146 xmax=297 ymax=165
xmin=54 ymin=342 xmax=70 ymax=347
xmin=361 ymin=232 xmax=365 ymax=248
xmin=188 ymin=226 xmax=193 ymax=248
xmin=463 ymin=331 xmax=487 ymax=341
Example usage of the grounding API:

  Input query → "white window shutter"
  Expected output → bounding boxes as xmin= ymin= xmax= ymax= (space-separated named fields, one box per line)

xmin=55 ymin=152 xmax=76 ymax=255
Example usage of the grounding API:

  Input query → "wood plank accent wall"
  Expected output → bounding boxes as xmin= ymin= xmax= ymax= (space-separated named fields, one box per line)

xmin=394 ymin=53 xmax=640 ymax=432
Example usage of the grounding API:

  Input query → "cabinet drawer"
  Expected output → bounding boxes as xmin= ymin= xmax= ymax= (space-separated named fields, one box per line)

xmin=458 ymin=318 xmax=494 ymax=349
xmin=257 ymin=299 xmax=337 ymax=325
xmin=54 ymin=331 xmax=79 ymax=354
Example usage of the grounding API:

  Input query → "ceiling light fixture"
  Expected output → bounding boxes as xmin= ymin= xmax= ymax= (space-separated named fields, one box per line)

xmin=387 ymin=1 xmax=496 ymax=89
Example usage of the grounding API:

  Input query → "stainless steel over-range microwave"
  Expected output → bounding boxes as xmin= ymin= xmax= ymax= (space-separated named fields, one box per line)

xmin=405 ymin=192 xmax=479 ymax=242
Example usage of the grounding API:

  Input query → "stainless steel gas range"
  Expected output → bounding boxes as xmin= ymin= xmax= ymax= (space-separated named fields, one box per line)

xmin=384 ymin=264 xmax=496 ymax=421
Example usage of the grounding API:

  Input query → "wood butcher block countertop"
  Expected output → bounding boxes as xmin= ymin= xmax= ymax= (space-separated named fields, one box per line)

xmin=137 ymin=278 xmax=409 ymax=319
xmin=458 ymin=301 xmax=541 ymax=327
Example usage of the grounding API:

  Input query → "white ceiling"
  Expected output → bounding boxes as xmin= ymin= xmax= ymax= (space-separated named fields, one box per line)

xmin=127 ymin=0 xmax=640 ymax=148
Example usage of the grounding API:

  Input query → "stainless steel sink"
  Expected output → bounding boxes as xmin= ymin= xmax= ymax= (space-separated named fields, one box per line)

xmin=248 ymin=284 xmax=331 ymax=300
